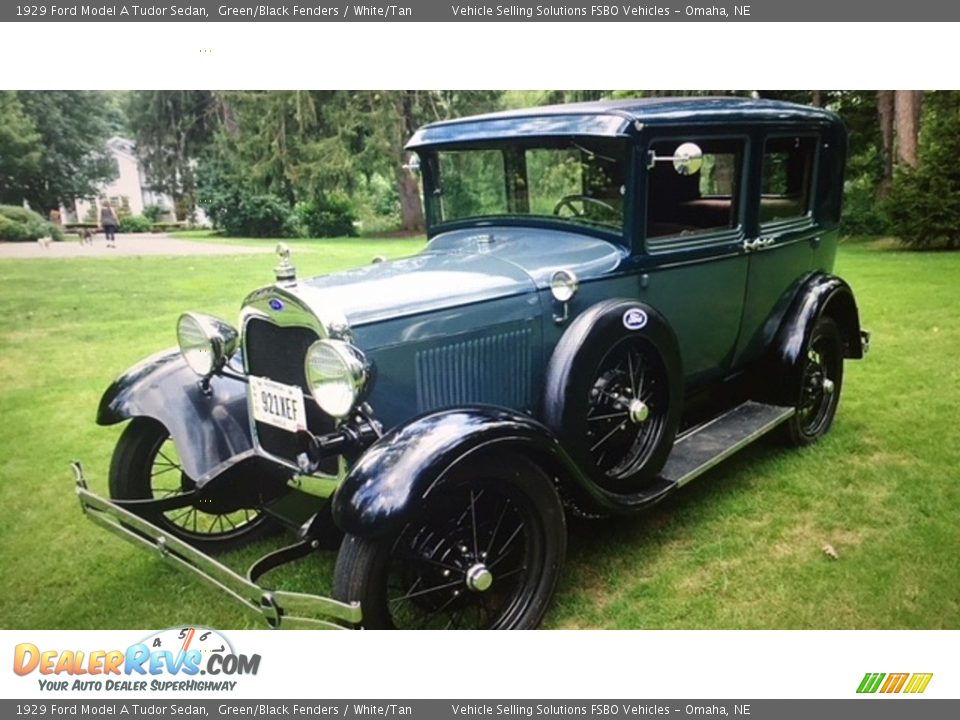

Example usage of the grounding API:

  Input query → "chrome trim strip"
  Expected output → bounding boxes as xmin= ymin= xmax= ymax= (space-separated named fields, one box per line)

xmin=74 ymin=469 xmax=360 ymax=628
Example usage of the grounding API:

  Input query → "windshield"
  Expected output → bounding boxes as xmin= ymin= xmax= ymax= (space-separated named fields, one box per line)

xmin=423 ymin=138 xmax=629 ymax=233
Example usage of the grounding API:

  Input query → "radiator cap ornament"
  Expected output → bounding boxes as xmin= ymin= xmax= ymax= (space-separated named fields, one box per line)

xmin=274 ymin=243 xmax=297 ymax=286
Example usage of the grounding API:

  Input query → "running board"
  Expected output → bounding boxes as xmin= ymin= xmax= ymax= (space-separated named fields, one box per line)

xmin=660 ymin=401 xmax=795 ymax=488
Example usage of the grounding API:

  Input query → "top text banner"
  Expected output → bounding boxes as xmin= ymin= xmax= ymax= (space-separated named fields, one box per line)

xmin=5 ymin=1 xmax=960 ymax=22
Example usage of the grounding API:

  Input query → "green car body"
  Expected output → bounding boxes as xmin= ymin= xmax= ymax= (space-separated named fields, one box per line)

xmin=84 ymin=97 xmax=867 ymax=630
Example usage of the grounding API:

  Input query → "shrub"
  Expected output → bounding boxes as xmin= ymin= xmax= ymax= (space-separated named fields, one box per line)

xmin=141 ymin=204 xmax=164 ymax=222
xmin=296 ymin=193 xmax=357 ymax=238
xmin=117 ymin=214 xmax=154 ymax=233
xmin=197 ymin=155 xmax=299 ymax=238
xmin=0 ymin=205 xmax=63 ymax=242
xmin=203 ymin=191 xmax=297 ymax=238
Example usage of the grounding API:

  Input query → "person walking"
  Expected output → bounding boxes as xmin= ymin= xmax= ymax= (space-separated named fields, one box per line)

xmin=98 ymin=200 xmax=119 ymax=248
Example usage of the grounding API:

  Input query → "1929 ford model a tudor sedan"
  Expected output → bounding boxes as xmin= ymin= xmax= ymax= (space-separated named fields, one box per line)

xmin=76 ymin=97 xmax=869 ymax=630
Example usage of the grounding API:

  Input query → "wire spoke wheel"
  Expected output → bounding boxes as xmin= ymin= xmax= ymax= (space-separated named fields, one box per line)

xmin=797 ymin=342 xmax=839 ymax=436
xmin=586 ymin=337 xmax=669 ymax=483
xmin=384 ymin=482 xmax=535 ymax=630
xmin=109 ymin=417 xmax=274 ymax=553
xmin=783 ymin=316 xmax=844 ymax=447
xmin=147 ymin=435 xmax=261 ymax=541
xmin=333 ymin=454 xmax=565 ymax=630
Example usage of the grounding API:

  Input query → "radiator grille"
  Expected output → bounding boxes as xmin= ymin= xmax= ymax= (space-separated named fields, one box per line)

xmin=415 ymin=328 xmax=533 ymax=413
xmin=244 ymin=318 xmax=335 ymax=469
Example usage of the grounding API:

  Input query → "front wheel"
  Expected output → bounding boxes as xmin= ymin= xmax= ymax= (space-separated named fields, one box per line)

xmin=782 ymin=316 xmax=845 ymax=447
xmin=332 ymin=453 xmax=566 ymax=629
xmin=108 ymin=417 xmax=276 ymax=554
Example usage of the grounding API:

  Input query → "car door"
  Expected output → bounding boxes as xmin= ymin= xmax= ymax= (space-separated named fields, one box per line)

xmin=734 ymin=131 xmax=821 ymax=364
xmin=636 ymin=132 xmax=751 ymax=385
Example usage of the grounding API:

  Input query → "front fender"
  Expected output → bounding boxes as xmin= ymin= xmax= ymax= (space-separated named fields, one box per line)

xmin=97 ymin=349 xmax=254 ymax=482
xmin=765 ymin=273 xmax=865 ymax=406
xmin=331 ymin=406 xmax=649 ymax=539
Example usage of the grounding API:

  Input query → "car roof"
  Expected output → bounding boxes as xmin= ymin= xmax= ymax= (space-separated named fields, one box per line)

xmin=406 ymin=97 xmax=841 ymax=148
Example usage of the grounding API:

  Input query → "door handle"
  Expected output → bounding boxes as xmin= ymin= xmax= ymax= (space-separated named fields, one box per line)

xmin=742 ymin=237 xmax=775 ymax=253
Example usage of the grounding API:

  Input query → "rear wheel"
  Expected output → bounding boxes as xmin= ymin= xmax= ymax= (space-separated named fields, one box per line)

xmin=332 ymin=453 xmax=566 ymax=629
xmin=782 ymin=316 xmax=844 ymax=447
xmin=109 ymin=417 xmax=276 ymax=554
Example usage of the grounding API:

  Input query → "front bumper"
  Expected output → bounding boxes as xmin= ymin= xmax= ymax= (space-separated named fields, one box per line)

xmin=72 ymin=462 xmax=361 ymax=630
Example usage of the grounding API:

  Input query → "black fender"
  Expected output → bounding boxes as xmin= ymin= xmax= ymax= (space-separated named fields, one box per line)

xmin=763 ymin=273 xmax=865 ymax=407
xmin=543 ymin=299 xmax=683 ymax=419
xmin=331 ymin=405 xmax=657 ymax=539
xmin=97 ymin=348 xmax=255 ymax=483
xmin=542 ymin=298 xmax=684 ymax=491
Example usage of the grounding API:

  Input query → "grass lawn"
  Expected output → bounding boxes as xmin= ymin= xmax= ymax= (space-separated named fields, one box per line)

xmin=0 ymin=236 xmax=957 ymax=629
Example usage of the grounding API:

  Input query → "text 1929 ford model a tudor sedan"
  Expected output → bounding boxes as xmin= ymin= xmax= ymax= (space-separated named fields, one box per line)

xmin=75 ymin=97 xmax=869 ymax=629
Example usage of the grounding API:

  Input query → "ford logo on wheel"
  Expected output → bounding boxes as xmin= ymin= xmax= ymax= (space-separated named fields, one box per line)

xmin=622 ymin=308 xmax=648 ymax=330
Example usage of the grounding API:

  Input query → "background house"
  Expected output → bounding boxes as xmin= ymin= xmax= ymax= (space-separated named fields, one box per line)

xmin=65 ymin=137 xmax=206 ymax=225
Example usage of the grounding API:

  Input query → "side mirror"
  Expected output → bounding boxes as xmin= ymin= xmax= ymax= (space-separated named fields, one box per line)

xmin=646 ymin=142 xmax=704 ymax=176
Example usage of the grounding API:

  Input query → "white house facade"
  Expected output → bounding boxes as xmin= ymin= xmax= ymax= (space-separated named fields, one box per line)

xmin=66 ymin=137 xmax=206 ymax=226
xmin=66 ymin=137 xmax=165 ymax=222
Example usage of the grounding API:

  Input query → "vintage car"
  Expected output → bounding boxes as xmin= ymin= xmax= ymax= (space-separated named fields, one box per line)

xmin=75 ymin=97 xmax=869 ymax=630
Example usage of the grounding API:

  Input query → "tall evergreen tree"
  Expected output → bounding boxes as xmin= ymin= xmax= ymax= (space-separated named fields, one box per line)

xmin=127 ymin=91 xmax=216 ymax=219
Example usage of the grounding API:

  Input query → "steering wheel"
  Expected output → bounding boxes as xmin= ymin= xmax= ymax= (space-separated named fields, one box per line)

xmin=553 ymin=195 xmax=622 ymax=220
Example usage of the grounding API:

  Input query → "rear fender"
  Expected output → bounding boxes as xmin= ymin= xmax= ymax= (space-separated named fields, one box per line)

xmin=763 ymin=273 xmax=865 ymax=406
xmin=97 ymin=349 xmax=254 ymax=483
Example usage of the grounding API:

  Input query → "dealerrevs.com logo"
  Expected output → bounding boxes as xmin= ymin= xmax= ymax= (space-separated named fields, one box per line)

xmin=857 ymin=672 xmax=933 ymax=694
xmin=13 ymin=627 xmax=260 ymax=692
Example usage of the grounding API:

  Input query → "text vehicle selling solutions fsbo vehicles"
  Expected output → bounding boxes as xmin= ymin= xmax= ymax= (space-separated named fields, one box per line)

xmin=75 ymin=97 xmax=870 ymax=629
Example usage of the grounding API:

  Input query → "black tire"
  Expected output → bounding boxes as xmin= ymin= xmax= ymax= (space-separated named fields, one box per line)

xmin=332 ymin=452 xmax=566 ymax=630
xmin=782 ymin=316 xmax=845 ymax=447
xmin=544 ymin=300 xmax=682 ymax=500
xmin=109 ymin=417 xmax=275 ymax=554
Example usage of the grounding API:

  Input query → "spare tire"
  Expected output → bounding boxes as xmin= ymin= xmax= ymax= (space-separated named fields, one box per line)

xmin=543 ymin=299 xmax=683 ymax=502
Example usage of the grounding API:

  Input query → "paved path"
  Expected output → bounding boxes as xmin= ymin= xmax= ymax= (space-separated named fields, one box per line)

xmin=0 ymin=233 xmax=272 ymax=259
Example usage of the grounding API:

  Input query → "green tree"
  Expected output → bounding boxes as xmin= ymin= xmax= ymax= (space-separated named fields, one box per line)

xmin=127 ymin=91 xmax=216 ymax=220
xmin=13 ymin=91 xmax=117 ymax=213
xmin=200 ymin=91 xmax=503 ymax=234
xmin=885 ymin=91 xmax=960 ymax=249
xmin=0 ymin=92 xmax=42 ymax=205
xmin=346 ymin=90 xmax=504 ymax=232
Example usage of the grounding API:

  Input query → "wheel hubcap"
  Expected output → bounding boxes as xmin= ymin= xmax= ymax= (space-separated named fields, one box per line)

xmin=627 ymin=398 xmax=650 ymax=424
xmin=465 ymin=563 xmax=493 ymax=592
xmin=821 ymin=377 xmax=835 ymax=395
xmin=585 ymin=338 xmax=667 ymax=481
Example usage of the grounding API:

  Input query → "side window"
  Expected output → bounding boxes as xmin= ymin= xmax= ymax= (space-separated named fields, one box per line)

xmin=646 ymin=138 xmax=745 ymax=241
xmin=760 ymin=136 xmax=817 ymax=225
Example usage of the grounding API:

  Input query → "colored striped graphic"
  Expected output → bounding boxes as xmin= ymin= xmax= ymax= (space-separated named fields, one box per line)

xmin=857 ymin=672 xmax=933 ymax=694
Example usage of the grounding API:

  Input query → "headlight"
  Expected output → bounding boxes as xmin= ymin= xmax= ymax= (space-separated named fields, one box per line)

xmin=176 ymin=312 xmax=239 ymax=377
xmin=550 ymin=269 xmax=579 ymax=303
xmin=304 ymin=339 xmax=371 ymax=419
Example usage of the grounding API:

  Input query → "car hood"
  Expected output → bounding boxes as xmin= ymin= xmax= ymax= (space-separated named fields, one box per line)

xmin=293 ymin=226 xmax=626 ymax=327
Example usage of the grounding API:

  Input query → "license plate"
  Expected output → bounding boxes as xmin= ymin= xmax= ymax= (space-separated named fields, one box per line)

xmin=249 ymin=375 xmax=307 ymax=433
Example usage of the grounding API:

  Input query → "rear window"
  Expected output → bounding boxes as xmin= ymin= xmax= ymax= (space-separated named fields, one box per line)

xmin=760 ymin=136 xmax=817 ymax=225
